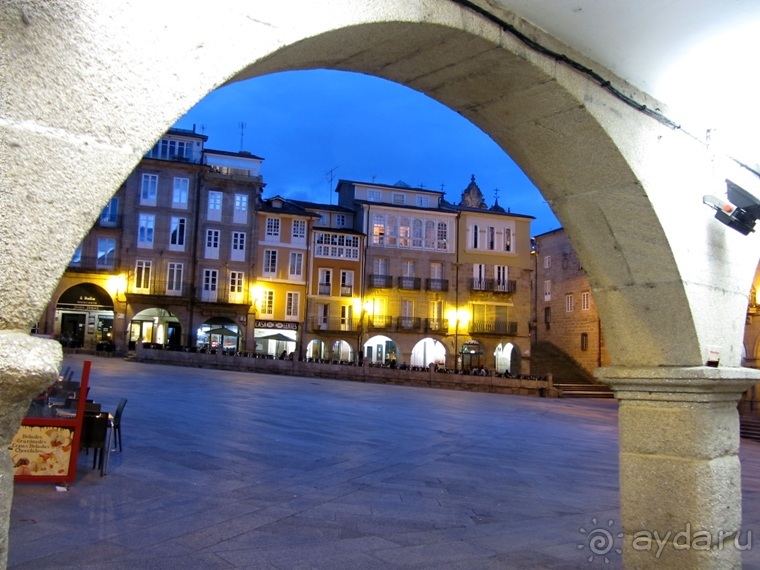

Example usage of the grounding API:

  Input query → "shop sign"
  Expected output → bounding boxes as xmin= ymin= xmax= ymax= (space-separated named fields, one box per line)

xmin=255 ymin=320 xmax=298 ymax=331
xmin=10 ymin=425 xmax=74 ymax=477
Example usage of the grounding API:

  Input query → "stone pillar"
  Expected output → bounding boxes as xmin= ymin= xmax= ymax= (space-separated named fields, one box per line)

xmin=0 ymin=331 xmax=61 ymax=568
xmin=599 ymin=366 xmax=760 ymax=569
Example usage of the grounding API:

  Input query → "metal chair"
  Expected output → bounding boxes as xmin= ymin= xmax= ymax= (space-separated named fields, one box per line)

xmin=80 ymin=412 xmax=110 ymax=476
xmin=111 ymin=398 xmax=127 ymax=452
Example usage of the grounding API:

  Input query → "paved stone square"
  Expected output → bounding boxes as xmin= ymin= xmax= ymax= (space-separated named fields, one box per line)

xmin=8 ymin=355 xmax=760 ymax=569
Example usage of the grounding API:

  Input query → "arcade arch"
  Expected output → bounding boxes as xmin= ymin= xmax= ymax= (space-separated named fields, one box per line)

xmin=5 ymin=3 xmax=760 ymax=567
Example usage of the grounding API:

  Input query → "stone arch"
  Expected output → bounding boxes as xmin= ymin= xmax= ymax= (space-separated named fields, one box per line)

xmin=4 ymin=1 xmax=754 ymax=374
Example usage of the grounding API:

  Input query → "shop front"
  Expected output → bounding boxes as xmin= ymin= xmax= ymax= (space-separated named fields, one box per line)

xmin=56 ymin=283 xmax=114 ymax=349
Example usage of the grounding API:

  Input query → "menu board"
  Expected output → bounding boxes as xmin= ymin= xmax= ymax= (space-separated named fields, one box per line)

xmin=13 ymin=360 xmax=91 ymax=484
xmin=10 ymin=426 xmax=75 ymax=477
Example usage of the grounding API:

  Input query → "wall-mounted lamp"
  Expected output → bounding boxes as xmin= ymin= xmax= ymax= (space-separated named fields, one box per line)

xmin=703 ymin=179 xmax=760 ymax=235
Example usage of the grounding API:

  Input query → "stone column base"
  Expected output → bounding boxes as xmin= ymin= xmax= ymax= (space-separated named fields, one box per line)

xmin=598 ymin=366 xmax=760 ymax=570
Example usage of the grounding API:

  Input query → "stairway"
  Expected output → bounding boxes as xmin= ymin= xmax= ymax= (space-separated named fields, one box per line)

xmin=532 ymin=341 xmax=614 ymax=399
xmin=740 ymin=414 xmax=760 ymax=442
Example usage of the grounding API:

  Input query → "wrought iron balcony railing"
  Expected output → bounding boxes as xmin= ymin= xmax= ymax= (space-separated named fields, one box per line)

xmin=425 ymin=278 xmax=449 ymax=292
xmin=368 ymin=274 xmax=393 ymax=288
xmin=397 ymin=276 xmax=421 ymax=290
xmin=468 ymin=320 xmax=518 ymax=335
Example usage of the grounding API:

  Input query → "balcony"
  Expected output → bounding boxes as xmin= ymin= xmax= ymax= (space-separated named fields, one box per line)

xmin=318 ymin=282 xmax=332 ymax=296
xmin=396 ymin=316 xmax=422 ymax=331
xmin=397 ymin=276 xmax=421 ymax=290
xmin=367 ymin=315 xmax=394 ymax=330
xmin=195 ymin=287 xmax=250 ymax=305
xmin=468 ymin=321 xmax=518 ymax=335
xmin=469 ymin=279 xmax=517 ymax=293
xmin=126 ymin=279 xmax=190 ymax=299
xmin=340 ymin=285 xmax=353 ymax=297
xmin=67 ymin=255 xmax=116 ymax=272
xmin=98 ymin=213 xmax=122 ymax=228
xmin=425 ymin=278 xmax=449 ymax=292
xmin=368 ymin=274 xmax=393 ymax=289
xmin=425 ymin=318 xmax=449 ymax=333
xmin=310 ymin=317 xmax=359 ymax=332
xmin=206 ymin=166 xmax=262 ymax=181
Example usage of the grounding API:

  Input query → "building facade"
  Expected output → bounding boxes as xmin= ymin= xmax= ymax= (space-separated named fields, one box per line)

xmin=533 ymin=228 xmax=610 ymax=374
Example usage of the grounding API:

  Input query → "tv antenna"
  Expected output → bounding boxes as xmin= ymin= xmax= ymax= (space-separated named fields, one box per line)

xmin=326 ymin=166 xmax=339 ymax=204
xmin=238 ymin=121 xmax=247 ymax=151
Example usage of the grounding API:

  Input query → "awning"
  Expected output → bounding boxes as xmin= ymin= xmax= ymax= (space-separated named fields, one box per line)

xmin=256 ymin=333 xmax=295 ymax=342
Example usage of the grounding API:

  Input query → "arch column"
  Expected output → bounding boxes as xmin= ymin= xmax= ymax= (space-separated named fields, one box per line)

xmin=598 ymin=366 xmax=760 ymax=569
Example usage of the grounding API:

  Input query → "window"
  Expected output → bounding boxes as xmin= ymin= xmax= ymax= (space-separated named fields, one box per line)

xmin=373 ymin=257 xmax=388 ymax=275
xmin=261 ymin=290 xmax=274 ymax=316
xmin=487 ymin=226 xmax=495 ymax=250
xmin=289 ymin=252 xmax=303 ymax=278
xmin=233 ymin=193 xmax=248 ymax=224
xmin=437 ymin=222 xmax=448 ymax=250
xmin=399 ymin=217 xmax=410 ymax=247
xmin=372 ymin=215 xmax=385 ymax=245
xmin=340 ymin=305 xmax=353 ymax=331
xmin=229 ymin=271 xmax=244 ymax=293
xmin=292 ymin=219 xmax=306 ymax=240
xmin=286 ymin=292 xmax=300 ymax=318
xmin=544 ymin=279 xmax=552 ymax=301
xmin=318 ymin=268 xmax=332 ymax=296
xmin=504 ymin=228 xmax=512 ymax=252
xmin=425 ymin=221 xmax=435 ymax=249
xmin=169 ymin=217 xmax=186 ymax=250
xmin=402 ymin=260 xmax=416 ymax=277
xmin=205 ymin=229 xmax=220 ymax=259
xmin=100 ymin=197 xmax=119 ymax=225
xmin=70 ymin=244 xmax=83 ymax=265
xmin=473 ymin=264 xmax=486 ymax=290
xmin=544 ymin=306 xmax=551 ymax=330
xmin=566 ymin=293 xmax=574 ymax=312
xmin=314 ymin=232 xmax=360 ymax=259
xmin=368 ymin=189 xmax=381 ymax=202
xmin=581 ymin=332 xmax=589 ymax=351
xmin=386 ymin=216 xmax=397 ymax=247
xmin=582 ymin=291 xmax=591 ymax=311
xmin=202 ymin=269 xmax=218 ymax=302
xmin=392 ymin=192 xmax=405 ymax=205
xmin=417 ymin=195 xmax=429 ymax=207
xmin=263 ymin=249 xmax=277 ymax=275
xmin=265 ymin=217 xmax=280 ymax=240
xmin=430 ymin=262 xmax=442 ymax=280
xmin=137 ymin=214 xmax=155 ymax=248
xmin=472 ymin=224 xmax=480 ymax=249
xmin=231 ymin=231 xmax=246 ymax=262
xmin=207 ymin=191 xmax=222 ymax=221
xmin=544 ymin=255 xmax=551 ymax=269
xmin=96 ymin=238 xmax=115 ymax=268
xmin=495 ymin=265 xmax=509 ymax=291
xmin=412 ymin=219 xmax=423 ymax=248
xmin=167 ymin=262 xmax=183 ymax=295
xmin=340 ymin=270 xmax=354 ymax=296
xmin=172 ymin=177 xmax=189 ymax=208
xmin=336 ymin=214 xmax=346 ymax=227
xmin=147 ymin=139 xmax=192 ymax=161
xmin=140 ymin=174 xmax=157 ymax=205
xmin=134 ymin=260 xmax=151 ymax=291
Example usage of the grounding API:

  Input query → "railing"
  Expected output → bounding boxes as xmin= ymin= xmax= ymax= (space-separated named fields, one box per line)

xmin=195 ymin=287 xmax=250 ymax=305
xmin=368 ymin=274 xmax=393 ymax=288
xmin=310 ymin=318 xmax=359 ymax=332
xmin=98 ymin=213 xmax=122 ymax=228
xmin=397 ymin=276 xmax=421 ymax=290
xmin=207 ymin=166 xmax=262 ymax=180
xmin=397 ymin=316 xmax=422 ymax=331
xmin=67 ymin=255 xmax=116 ymax=272
xmin=318 ymin=282 xmax=332 ymax=296
xmin=367 ymin=315 xmax=394 ymax=330
xmin=340 ymin=285 xmax=353 ymax=297
xmin=425 ymin=278 xmax=449 ymax=292
xmin=425 ymin=318 xmax=449 ymax=333
xmin=468 ymin=321 xmax=518 ymax=335
xmin=469 ymin=279 xmax=517 ymax=293
xmin=126 ymin=279 xmax=189 ymax=298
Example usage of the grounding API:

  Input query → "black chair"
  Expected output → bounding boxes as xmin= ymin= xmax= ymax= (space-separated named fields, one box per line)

xmin=111 ymin=398 xmax=128 ymax=452
xmin=80 ymin=412 xmax=109 ymax=476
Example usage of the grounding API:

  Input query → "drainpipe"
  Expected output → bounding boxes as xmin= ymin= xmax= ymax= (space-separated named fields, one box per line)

xmin=187 ymin=166 xmax=203 ymax=347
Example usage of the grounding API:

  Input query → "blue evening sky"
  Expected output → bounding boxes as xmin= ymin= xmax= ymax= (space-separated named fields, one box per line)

xmin=173 ymin=69 xmax=560 ymax=236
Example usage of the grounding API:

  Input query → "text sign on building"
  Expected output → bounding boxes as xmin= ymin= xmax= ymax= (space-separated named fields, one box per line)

xmin=255 ymin=320 xmax=298 ymax=331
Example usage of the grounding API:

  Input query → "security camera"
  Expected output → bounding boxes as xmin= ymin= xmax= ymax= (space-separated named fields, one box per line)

xmin=703 ymin=180 xmax=760 ymax=236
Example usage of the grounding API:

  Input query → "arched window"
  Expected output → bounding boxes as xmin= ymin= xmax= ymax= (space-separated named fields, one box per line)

xmin=399 ymin=217 xmax=410 ymax=247
xmin=412 ymin=219 xmax=423 ymax=248
xmin=425 ymin=220 xmax=435 ymax=249
xmin=437 ymin=222 xmax=448 ymax=250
